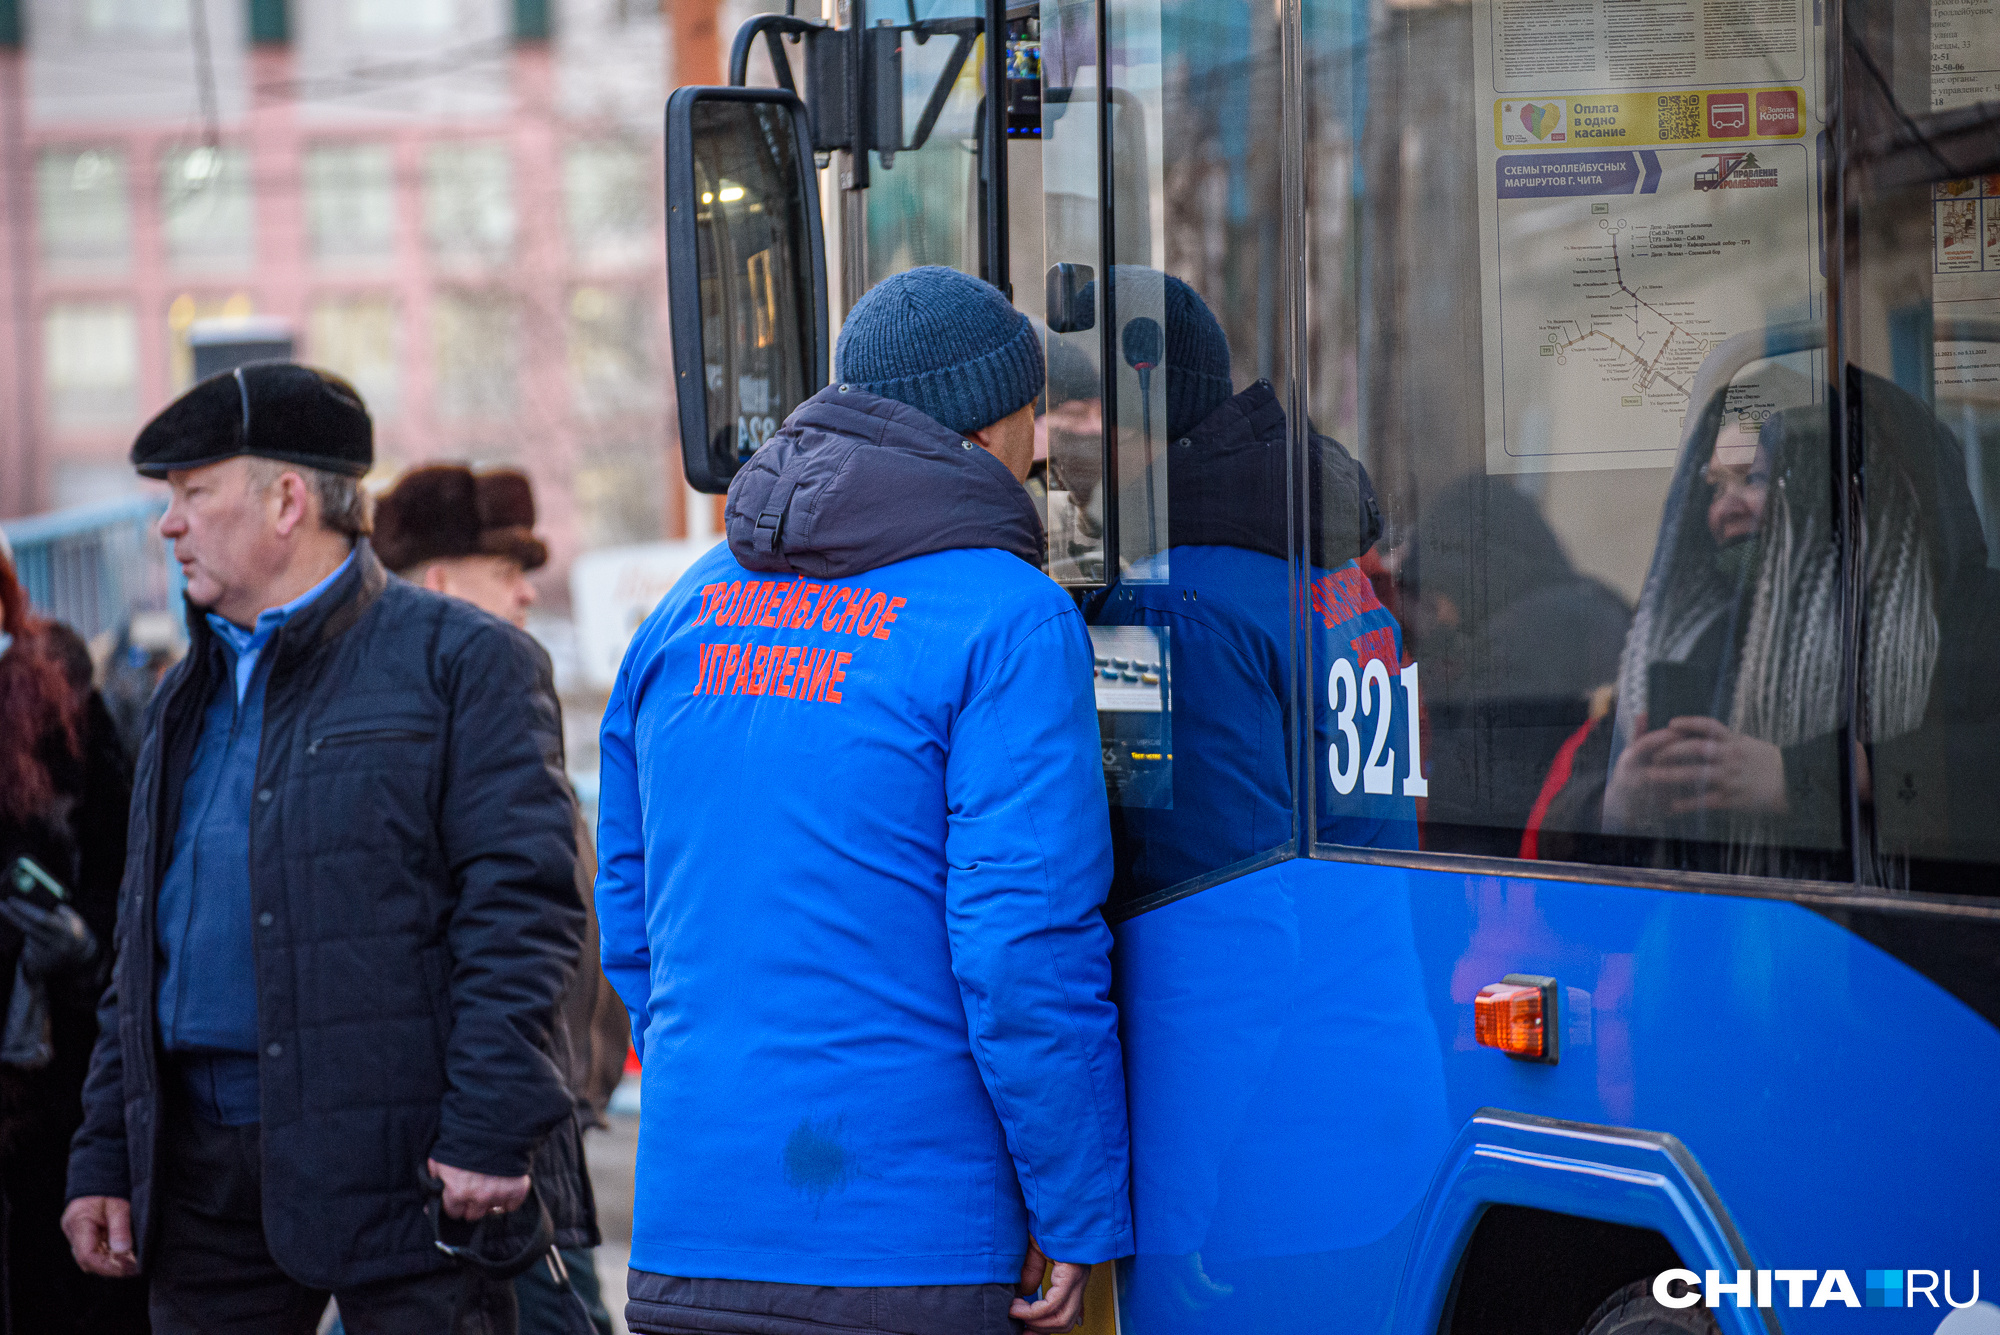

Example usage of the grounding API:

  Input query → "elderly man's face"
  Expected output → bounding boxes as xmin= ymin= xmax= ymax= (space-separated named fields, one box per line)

xmin=421 ymin=555 xmax=537 ymax=629
xmin=159 ymin=458 xmax=292 ymax=620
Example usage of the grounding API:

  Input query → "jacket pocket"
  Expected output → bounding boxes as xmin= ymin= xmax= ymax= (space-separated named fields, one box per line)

xmin=307 ymin=727 xmax=437 ymax=755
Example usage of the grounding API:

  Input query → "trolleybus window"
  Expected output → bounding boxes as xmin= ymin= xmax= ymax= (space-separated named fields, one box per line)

xmin=850 ymin=0 xmax=993 ymax=292
xmin=1288 ymin=0 xmax=2000 ymax=895
xmin=681 ymin=0 xmax=2000 ymax=902
xmin=1073 ymin=0 xmax=1423 ymax=911
xmin=1844 ymin=2 xmax=2000 ymax=892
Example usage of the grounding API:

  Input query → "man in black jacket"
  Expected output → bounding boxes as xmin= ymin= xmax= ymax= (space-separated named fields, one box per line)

xmin=61 ymin=364 xmax=593 ymax=1334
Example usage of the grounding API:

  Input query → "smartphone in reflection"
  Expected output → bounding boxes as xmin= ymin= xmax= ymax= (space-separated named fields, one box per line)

xmin=1646 ymin=661 xmax=1715 ymax=731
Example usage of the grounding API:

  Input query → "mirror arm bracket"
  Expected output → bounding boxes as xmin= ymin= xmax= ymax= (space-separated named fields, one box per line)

xmin=729 ymin=15 xmax=827 ymax=90
xmin=903 ymin=20 xmax=982 ymax=152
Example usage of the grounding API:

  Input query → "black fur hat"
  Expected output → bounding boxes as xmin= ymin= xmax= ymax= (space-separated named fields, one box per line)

xmin=372 ymin=465 xmax=549 ymax=575
xmin=131 ymin=362 xmax=373 ymax=479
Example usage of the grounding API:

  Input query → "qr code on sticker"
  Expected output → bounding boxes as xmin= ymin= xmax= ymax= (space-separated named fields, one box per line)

xmin=1658 ymin=94 xmax=1702 ymax=141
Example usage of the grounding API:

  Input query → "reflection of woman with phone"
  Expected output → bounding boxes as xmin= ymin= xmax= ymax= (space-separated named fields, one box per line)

xmin=1603 ymin=416 xmax=1791 ymax=829
xmin=1587 ymin=371 xmax=1997 ymax=883
xmin=0 ymin=539 xmax=144 ymax=1332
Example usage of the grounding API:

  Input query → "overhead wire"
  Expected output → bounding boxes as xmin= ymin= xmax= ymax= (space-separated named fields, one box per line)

xmin=186 ymin=0 xmax=223 ymax=151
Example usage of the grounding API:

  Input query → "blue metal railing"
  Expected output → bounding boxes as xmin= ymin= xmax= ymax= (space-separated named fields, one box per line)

xmin=1 ymin=496 xmax=183 ymax=644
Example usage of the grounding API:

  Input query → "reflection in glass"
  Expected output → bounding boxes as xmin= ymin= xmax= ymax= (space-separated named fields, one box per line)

xmin=1302 ymin=0 xmax=1891 ymax=879
xmin=1859 ymin=154 xmax=2000 ymax=892
xmin=1554 ymin=370 xmax=1847 ymax=876
xmin=1090 ymin=273 xmax=1413 ymax=902
xmin=688 ymin=99 xmax=819 ymax=469
xmin=1094 ymin=8 xmax=1451 ymax=1331
xmin=1097 ymin=268 xmax=1169 ymax=578
xmin=1398 ymin=476 xmax=1632 ymax=857
xmin=1042 ymin=0 xmax=1108 ymax=585
xmin=1093 ymin=269 xmax=1438 ymax=1331
xmin=1089 ymin=625 xmax=1172 ymax=810
xmin=861 ymin=0 xmax=988 ymax=287
xmin=1527 ymin=362 xmax=2000 ymax=889
xmin=1851 ymin=371 xmax=2000 ymax=888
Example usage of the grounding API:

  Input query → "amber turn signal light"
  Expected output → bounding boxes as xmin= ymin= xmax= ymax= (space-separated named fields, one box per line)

xmin=1474 ymin=973 xmax=1558 ymax=1064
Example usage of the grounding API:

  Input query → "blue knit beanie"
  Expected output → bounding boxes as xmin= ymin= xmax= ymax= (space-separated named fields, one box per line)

xmin=1161 ymin=274 xmax=1233 ymax=441
xmin=835 ymin=267 xmax=1045 ymax=436
xmin=1075 ymin=269 xmax=1234 ymax=441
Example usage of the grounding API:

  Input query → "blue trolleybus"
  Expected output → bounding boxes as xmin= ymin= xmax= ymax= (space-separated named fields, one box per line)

xmin=660 ymin=0 xmax=2000 ymax=1326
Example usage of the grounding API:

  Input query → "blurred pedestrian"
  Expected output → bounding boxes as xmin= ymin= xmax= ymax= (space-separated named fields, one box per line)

xmin=372 ymin=463 xmax=625 ymax=1335
xmin=100 ymin=610 xmax=184 ymax=762
xmin=0 ymin=533 xmax=146 ymax=1335
xmin=62 ymin=364 xmax=596 ymax=1335
xmin=597 ymin=267 xmax=1132 ymax=1335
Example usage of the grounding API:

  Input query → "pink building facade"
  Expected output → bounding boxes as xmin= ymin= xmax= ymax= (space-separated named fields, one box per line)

xmin=0 ymin=0 xmax=733 ymax=607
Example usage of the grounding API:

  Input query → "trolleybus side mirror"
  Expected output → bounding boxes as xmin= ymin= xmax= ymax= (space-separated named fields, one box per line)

xmin=666 ymin=85 xmax=829 ymax=495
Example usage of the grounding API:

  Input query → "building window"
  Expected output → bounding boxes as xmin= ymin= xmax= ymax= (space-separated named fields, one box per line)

xmin=432 ymin=291 xmax=519 ymax=420
xmin=564 ymin=140 xmax=653 ymax=268
xmin=44 ymin=301 xmax=139 ymax=429
xmin=567 ymin=286 xmax=659 ymax=419
xmin=424 ymin=144 xmax=514 ymax=263
xmin=306 ymin=144 xmax=396 ymax=265
xmin=309 ymin=297 xmax=401 ymax=421
xmin=161 ymin=146 xmax=255 ymax=272
xmin=36 ymin=149 xmax=130 ymax=274
xmin=348 ymin=0 xmax=453 ymax=35
xmin=85 ymin=0 xmax=188 ymax=35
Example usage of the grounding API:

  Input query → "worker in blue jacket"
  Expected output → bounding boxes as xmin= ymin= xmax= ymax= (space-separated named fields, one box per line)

xmin=595 ymin=266 xmax=1132 ymax=1335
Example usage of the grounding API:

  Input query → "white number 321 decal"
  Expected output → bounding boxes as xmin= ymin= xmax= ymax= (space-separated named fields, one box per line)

xmin=1328 ymin=659 xmax=1428 ymax=799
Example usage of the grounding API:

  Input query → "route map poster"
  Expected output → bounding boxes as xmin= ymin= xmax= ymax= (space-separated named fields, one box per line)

xmin=1473 ymin=0 xmax=1825 ymax=474
xmin=1932 ymin=1 xmax=2000 ymax=397
xmin=1933 ymin=176 xmax=2000 ymax=397
xmin=1935 ymin=0 xmax=2000 ymax=110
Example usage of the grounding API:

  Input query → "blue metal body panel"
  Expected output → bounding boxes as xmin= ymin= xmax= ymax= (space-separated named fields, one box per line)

xmin=1110 ymin=857 xmax=2000 ymax=1333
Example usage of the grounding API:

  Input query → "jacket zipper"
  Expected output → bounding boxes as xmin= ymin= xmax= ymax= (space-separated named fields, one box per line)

xmin=308 ymin=728 xmax=436 ymax=756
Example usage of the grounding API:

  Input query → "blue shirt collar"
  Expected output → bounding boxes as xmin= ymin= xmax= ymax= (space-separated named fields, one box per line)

xmin=207 ymin=548 xmax=356 ymax=698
